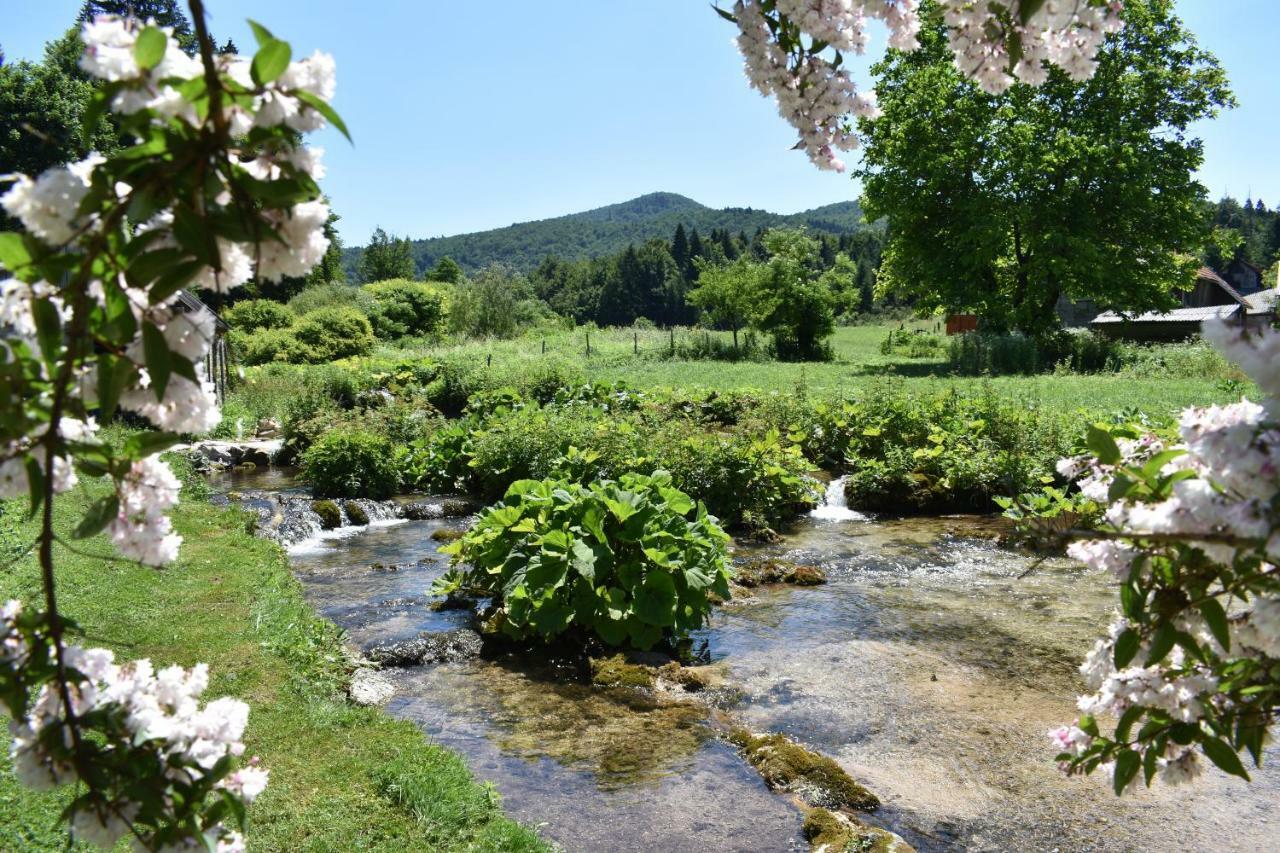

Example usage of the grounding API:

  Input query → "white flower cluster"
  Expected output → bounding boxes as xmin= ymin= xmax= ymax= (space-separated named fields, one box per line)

xmin=732 ymin=1 xmax=914 ymax=171
xmin=3 ymin=602 xmax=265 ymax=849
xmin=108 ymin=455 xmax=184 ymax=567
xmin=941 ymin=0 xmax=1124 ymax=94
xmin=1056 ymin=317 xmax=1280 ymax=785
xmin=729 ymin=0 xmax=1123 ymax=167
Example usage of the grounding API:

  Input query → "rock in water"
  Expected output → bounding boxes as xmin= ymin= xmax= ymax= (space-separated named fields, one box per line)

xmin=366 ymin=629 xmax=483 ymax=667
xmin=349 ymin=668 xmax=395 ymax=706
xmin=728 ymin=729 xmax=879 ymax=811
xmin=802 ymin=808 xmax=915 ymax=853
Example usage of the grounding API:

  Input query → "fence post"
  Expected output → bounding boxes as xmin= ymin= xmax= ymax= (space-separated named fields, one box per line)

xmin=585 ymin=331 xmax=591 ymax=357
xmin=541 ymin=338 xmax=546 ymax=354
xmin=633 ymin=331 xmax=638 ymax=355
xmin=486 ymin=353 xmax=491 ymax=368
xmin=670 ymin=328 xmax=675 ymax=356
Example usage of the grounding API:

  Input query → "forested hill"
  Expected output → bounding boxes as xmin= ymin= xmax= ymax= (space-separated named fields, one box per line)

xmin=344 ymin=192 xmax=867 ymax=275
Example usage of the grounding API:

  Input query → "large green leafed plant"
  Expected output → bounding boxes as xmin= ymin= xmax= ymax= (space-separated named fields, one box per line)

xmin=434 ymin=472 xmax=731 ymax=650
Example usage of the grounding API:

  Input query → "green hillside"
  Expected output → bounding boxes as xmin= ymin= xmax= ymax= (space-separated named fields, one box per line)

xmin=344 ymin=192 xmax=867 ymax=277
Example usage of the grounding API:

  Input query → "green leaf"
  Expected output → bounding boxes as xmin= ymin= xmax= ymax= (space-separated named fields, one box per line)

xmin=73 ymin=496 xmax=119 ymax=539
xmin=150 ymin=259 xmax=205 ymax=305
xmin=1145 ymin=623 xmax=1175 ymax=665
xmin=247 ymin=19 xmax=276 ymax=48
xmin=1201 ymin=737 xmax=1250 ymax=781
xmin=128 ymin=247 xmax=188 ymax=288
xmin=251 ymin=39 xmax=292 ymax=86
xmin=295 ymin=90 xmax=352 ymax=141
xmin=633 ymin=570 xmax=677 ymax=627
xmin=570 ymin=538 xmax=596 ymax=582
xmin=1018 ymin=0 xmax=1048 ymax=25
xmin=1198 ymin=599 xmax=1230 ymax=653
xmin=124 ymin=431 xmax=180 ymax=458
xmin=142 ymin=321 xmax=172 ymax=399
xmin=0 ymin=232 xmax=33 ymax=271
xmin=1086 ymin=424 xmax=1122 ymax=465
xmin=1113 ymin=748 xmax=1140 ymax=795
xmin=1143 ymin=744 xmax=1159 ymax=785
xmin=96 ymin=354 xmax=132 ymax=422
xmin=1114 ymin=628 xmax=1140 ymax=669
xmin=31 ymin=299 xmax=63 ymax=361
xmin=713 ymin=6 xmax=739 ymax=24
xmin=1115 ymin=705 xmax=1145 ymax=743
xmin=134 ymin=26 xmax=167 ymax=71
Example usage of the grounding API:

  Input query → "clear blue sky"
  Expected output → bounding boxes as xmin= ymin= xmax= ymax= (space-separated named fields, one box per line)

xmin=5 ymin=1 xmax=1277 ymax=245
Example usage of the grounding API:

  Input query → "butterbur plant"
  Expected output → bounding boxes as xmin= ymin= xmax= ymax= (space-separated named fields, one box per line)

xmin=1043 ymin=317 xmax=1280 ymax=793
xmin=434 ymin=472 xmax=732 ymax=650
xmin=0 ymin=2 xmax=346 ymax=847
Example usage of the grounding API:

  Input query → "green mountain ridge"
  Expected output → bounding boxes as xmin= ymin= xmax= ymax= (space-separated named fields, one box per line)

xmin=343 ymin=192 xmax=867 ymax=276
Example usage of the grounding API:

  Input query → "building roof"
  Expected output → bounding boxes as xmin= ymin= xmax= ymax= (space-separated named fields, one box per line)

xmin=1244 ymin=289 xmax=1279 ymax=315
xmin=1196 ymin=266 xmax=1248 ymax=307
xmin=1091 ymin=304 xmax=1241 ymax=325
xmin=175 ymin=289 xmax=228 ymax=332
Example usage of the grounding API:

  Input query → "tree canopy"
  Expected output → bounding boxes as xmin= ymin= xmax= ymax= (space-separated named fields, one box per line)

xmin=358 ymin=227 xmax=416 ymax=282
xmin=856 ymin=0 xmax=1233 ymax=335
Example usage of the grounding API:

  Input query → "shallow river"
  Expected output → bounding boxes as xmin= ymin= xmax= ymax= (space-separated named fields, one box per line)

xmin=247 ymin=476 xmax=1279 ymax=852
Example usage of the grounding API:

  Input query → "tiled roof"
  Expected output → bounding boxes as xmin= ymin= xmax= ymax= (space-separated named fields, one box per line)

xmin=1091 ymin=304 xmax=1241 ymax=324
xmin=1244 ymin=289 xmax=1279 ymax=314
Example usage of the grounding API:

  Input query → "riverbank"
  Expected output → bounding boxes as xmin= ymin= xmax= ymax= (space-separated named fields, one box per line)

xmin=0 ymin=469 xmax=548 ymax=852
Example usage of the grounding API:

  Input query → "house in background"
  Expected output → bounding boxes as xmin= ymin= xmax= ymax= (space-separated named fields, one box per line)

xmin=1089 ymin=266 xmax=1277 ymax=342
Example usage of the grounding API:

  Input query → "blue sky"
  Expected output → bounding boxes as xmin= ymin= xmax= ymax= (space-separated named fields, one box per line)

xmin=6 ymin=1 xmax=1278 ymax=245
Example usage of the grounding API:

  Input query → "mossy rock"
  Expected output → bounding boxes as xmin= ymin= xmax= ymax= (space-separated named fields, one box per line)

xmin=803 ymin=808 xmax=914 ymax=853
xmin=590 ymin=655 xmax=656 ymax=689
xmin=734 ymin=558 xmax=827 ymax=588
xmin=342 ymin=500 xmax=370 ymax=526
xmin=729 ymin=729 xmax=879 ymax=811
xmin=430 ymin=527 xmax=466 ymax=542
xmin=657 ymin=662 xmax=722 ymax=693
xmin=311 ymin=499 xmax=342 ymax=530
xmin=440 ymin=498 xmax=476 ymax=517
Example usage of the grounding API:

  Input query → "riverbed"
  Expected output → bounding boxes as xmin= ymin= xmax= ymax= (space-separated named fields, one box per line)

xmin=226 ymin=474 xmax=1280 ymax=851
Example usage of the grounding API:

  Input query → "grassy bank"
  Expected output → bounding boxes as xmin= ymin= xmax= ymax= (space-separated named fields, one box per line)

xmin=0 ymin=472 xmax=548 ymax=852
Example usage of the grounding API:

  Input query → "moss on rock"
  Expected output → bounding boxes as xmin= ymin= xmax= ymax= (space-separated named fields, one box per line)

xmin=311 ymin=499 xmax=342 ymax=530
xmin=729 ymin=729 xmax=878 ymax=811
xmin=733 ymin=558 xmax=827 ymax=588
xmin=802 ymin=808 xmax=913 ymax=853
xmin=431 ymin=527 xmax=467 ymax=542
xmin=590 ymin=655 xmax=657 ymax=689
xmin=343 ymin=500 xmax=370 ymax=526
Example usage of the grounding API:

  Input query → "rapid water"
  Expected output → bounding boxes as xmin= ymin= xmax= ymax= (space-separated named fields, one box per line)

xmin=220 ymin=471 xmax=1280 ymax=851
xmin=809 ymin=475 xmax=869 ymax=522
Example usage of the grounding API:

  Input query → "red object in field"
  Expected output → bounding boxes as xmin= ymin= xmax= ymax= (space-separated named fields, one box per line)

xmin=945 ymin=314 xmax=978 ymax=335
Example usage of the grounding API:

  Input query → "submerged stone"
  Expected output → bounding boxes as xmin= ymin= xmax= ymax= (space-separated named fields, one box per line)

xmin=349 ymin=667 xmax=395 ymax=706
xmin=733 ymin=558 xmax=828 ymax=588
xmin=803 ymin=808 xmax=914 ymax=853
xmin=430 ymin=527 xmax=466 ymax=542
xmin=590 ymin=655 xmax=657 ymax=689
xmin=729 ymin=729 xmax=879 ymax=811
xmin=367 ymin=628 xmax=483 ymax=667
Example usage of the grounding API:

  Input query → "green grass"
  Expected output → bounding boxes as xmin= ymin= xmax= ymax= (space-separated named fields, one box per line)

xmin=0 ymin=471 xmax=549 ymax=852
xmin=335 ymin=322 xmax=1242 ymax=420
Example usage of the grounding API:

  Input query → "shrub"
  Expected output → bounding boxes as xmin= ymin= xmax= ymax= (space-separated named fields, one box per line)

xmin=302 ymin=429 xmax=400 ymax=499
xmin=224 ymin=298 xmax=293 ymax=332
xmin=293 ymin=307 xmax=375 ymax=362
xmin=434 ymin=472 xmax=732 ymax=650
xmin=287 ymin=282 xmax=375 ymax=317
xmin=232 ymin=327 xmax=313 ymax=365
xmin=363 ymin=279 xmax=447 ymax=340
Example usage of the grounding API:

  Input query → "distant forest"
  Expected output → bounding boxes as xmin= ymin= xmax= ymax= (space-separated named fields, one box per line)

xmin=340 ymin=192 xmax=870 ymax=277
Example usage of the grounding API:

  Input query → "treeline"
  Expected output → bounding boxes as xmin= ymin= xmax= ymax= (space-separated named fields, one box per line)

xmin=1207 ymin=196 xmax=1280 ymax=272
xmin=527 ymin=224 xmax=883 ymax=328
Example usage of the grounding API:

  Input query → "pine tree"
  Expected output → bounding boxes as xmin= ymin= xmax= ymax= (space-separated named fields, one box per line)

xmin=358 ymin=227 xmax=416 ymax=282
xmin=426 ymin=256 xmax=463 ymax=284
xmin=671 ymin=224 xmax=691 ymax=274
xmin=79 ymin=2 xmax=197 ymax=53
xmin=688 ymin=228 xmax=705 ymax=262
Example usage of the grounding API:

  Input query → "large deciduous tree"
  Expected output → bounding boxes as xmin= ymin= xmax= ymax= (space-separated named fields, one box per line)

xmin=856 ymin=0 xmax=1233 ymax=335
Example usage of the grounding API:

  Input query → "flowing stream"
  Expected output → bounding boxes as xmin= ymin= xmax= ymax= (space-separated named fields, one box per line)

xmin=219 ymin=472 xmax=1280 ymax=852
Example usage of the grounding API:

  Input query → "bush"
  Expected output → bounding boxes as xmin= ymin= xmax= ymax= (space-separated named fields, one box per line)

xmin=232 ymin=327 xmax=312 ymax=365
xmin=224 ymin=299 xmax=293 ymax=332
xmin=301 ymin=429 xmax=400 ymax=499
xmin=287 ymin=283 xmax=375 ymax=317
xmin=363 ymin=279 xmax=447 ymax=340
xmin=293 ymin=307 xmax=376 ymax=362
xmin=434 ymin=472 xmax=731 ymax=650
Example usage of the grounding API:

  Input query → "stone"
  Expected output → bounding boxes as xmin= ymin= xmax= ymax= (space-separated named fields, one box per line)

xmin=343 ymin=501 xmax=370 ymax=526
xmin=802 ymin=808 xmax=915 ymax=853
xmin=430 ymin=527 xmax=466 ymax=542
xmin=311 ymin=500 xmax=342 ymax=530
xmin=590 ymin=655 xmax=657 ymax=689
xmin=242 ymin=447 xmax=272 ymax=468
xmin=349 ymin=668 xmax=395 ymax=706
xmin=255 ymin=417 xmax=282 ymax=439
xmin=366 ymin=629 xmax=484 ymax=668
xmin=400 ymin=502 xmax=443 ymax=521
xmin=733 ymin=558 xmax=828 ymax=588
xmin=729 ymin=729 xmax=879 ymax=811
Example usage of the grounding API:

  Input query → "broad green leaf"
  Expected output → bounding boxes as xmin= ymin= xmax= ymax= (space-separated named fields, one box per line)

xmin=1113 ymin=748 xmax=1140 ymax=795
xmin=247 ymin=19 xmax=275 ymax=47
xmin=0 ymin=232 xmax=32 ymax=271
xmin=1114 ymin=628 xmax=1140 ymax=668
xmin=73 ymin=496 xmax=119 ymax=539
xmin=124 ymin=431 xmax=180 ymax=459
xmin=633 ymin=570 xmax=677 ymax=627
xmin=570 ymin=539 xmax=596 ymax=582
xmin=1145 ymin=623 xmax=1175 ymax=665
xmin=251 ymin=39 xmax=291 ymax=86
xmin=32 ymin=299 xmax=62 ymax=361
xmin=1201 ymin=737 xmax=1250 ymax=781
xmin=134 ymin=26 xmax=167 ymax=70
xmin=1198 ymin=598 xmax=1230 ymax=653
xmin=142 ymin=321 xmax=172 ymax=399
xmin=295 ymin=90 xmax=352 ymax=141
xmin=1086 ymin=424 xmax=1122 ymax=465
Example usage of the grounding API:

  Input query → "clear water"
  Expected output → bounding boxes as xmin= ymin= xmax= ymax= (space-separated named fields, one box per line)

xmin=249 ymin=472 xmax=1280 ymax=852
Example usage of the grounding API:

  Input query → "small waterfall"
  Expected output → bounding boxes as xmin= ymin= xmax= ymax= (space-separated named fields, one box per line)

xmin=234 ymin=417 xmax=245 ymax=441
xmin=809 ymin=476 xmax=868 ymax=522
xmin=251 ymin=495 xmax=405 ymax=553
